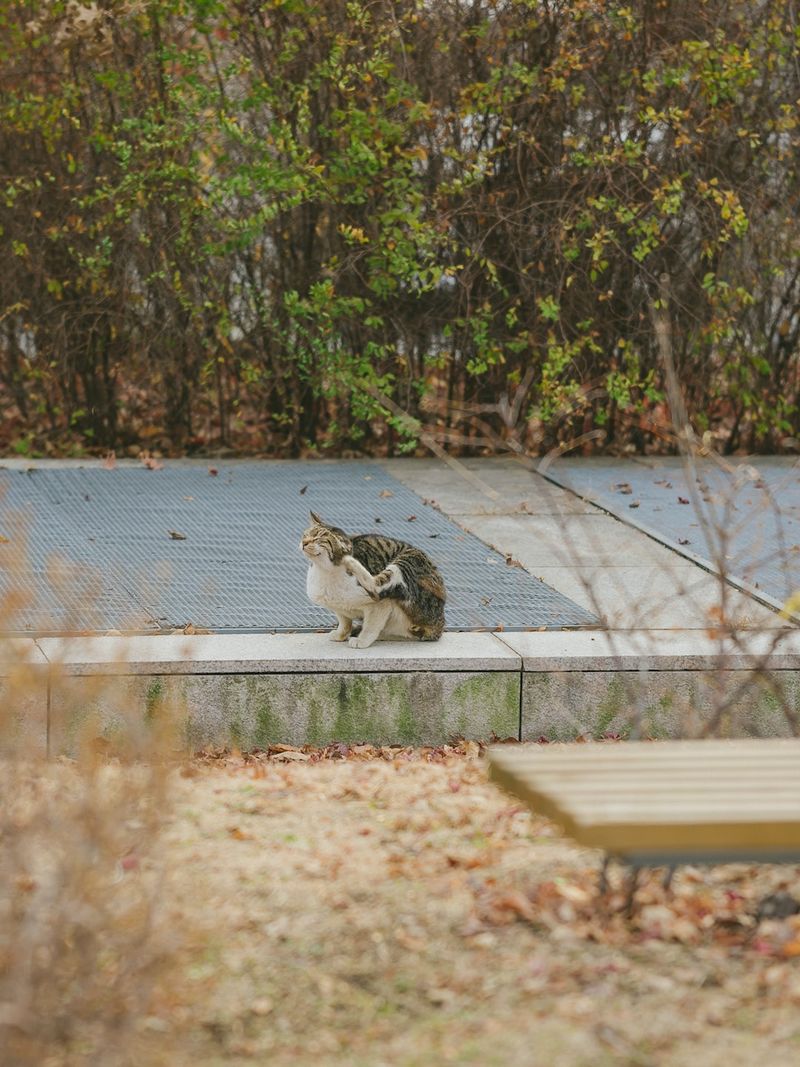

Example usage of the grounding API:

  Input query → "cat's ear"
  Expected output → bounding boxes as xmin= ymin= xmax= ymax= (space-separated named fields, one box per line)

xmin=309 ymin=510 xmax=325 ymax=526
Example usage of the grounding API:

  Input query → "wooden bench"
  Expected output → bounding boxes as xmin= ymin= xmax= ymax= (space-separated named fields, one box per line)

xmin=488 ymin=739 xmax=800 ymax=887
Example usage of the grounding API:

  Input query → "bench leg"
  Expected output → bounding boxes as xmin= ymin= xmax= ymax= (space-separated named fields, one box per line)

xmin=600 ymin=858 xmax=677 ymax=912
xmin=598 ymin=854 xmax=612 ymax=895
xmin=624 ymin=866 xmax=642 ymax=917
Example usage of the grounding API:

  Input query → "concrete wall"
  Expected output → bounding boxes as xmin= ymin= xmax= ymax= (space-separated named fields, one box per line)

xmin=5 ymin=631 xmax=800 ymax=756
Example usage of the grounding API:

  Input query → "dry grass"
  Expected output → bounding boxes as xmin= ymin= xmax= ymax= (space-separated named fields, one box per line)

xmin=1 ymin=731 xmax=800 ymax=1067
xmin=143 ymin=749 xmax=800 ymax=1067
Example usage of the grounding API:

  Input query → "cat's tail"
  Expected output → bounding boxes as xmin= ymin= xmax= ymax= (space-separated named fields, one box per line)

xmin=410 ymin=618 xmax=445 ymax=640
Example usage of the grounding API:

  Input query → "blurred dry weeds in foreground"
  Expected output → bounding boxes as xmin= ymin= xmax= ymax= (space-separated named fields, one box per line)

xmin=0 ymin=568 xmax=184 ymax=1067
xmin=0 ymin=754 xmax=176 ymax=1067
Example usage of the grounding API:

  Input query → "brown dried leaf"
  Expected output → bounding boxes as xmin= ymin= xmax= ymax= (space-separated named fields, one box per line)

xmin=485 ymin=889 xmax=539 ymax=924
xmin=351 ymin=744 xmax=378 ymax=757
xmin=556 ymin=883 xmax=592 ymax=905
xmin=168 ymin=530 xmax=187 ymax=540
xmin=228 ymin=826 xmax=253 ymax=841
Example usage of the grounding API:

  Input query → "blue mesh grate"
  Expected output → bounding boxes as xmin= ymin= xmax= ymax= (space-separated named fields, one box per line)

xmin=0 ymin=462 xmax=598 ymax=633
xmin=542 ymin=457 xmax=800 ymax=612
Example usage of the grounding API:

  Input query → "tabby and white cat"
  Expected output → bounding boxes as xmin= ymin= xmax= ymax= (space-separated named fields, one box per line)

xmin=300 ymin=512 xmax=446 ymax=647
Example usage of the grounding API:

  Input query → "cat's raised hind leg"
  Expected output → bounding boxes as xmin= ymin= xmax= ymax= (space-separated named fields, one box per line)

xmin=329 ymin=613 xmax=353 ymax=642
xmin=343 ymin=555 xmax=402 ymax=597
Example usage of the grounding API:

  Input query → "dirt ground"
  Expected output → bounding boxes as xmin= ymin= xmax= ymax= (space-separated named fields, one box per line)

xmin=119 ymin=744 xmax=800 ymax=1067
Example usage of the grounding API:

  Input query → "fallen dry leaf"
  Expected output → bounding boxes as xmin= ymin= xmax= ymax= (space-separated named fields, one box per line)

xmin=271 ymin=751 xmax=310 ymax=763
xmin=556 ymin=883 xmax=592 ymax=905
xmin=482 ymin=888 xmax=539 ymax=925
xmin=379 ymin=489 xmax=394 ymax=498
xmin=102 ymin=451 xmax=116 ymax=470
xmin=169 ymin=530 xmax=187 ymax=540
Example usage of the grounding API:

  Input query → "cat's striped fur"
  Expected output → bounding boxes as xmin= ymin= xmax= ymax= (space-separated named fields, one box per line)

xmin=301 ymin=512 xmax=446 ymax=647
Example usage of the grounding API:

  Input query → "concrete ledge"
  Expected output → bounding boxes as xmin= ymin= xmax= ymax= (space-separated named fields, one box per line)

xmin=4 ymin=630 xmax=800 ymax=754
xmin=35 ymin=629 xmax=800 ymax=678
xmin=1 ymin=638 xmax=49 ymax=671
xmin=35 ymin=632 xmax=518 ymax=675
xmin=499 ymin=630 xmax=800 ymax=671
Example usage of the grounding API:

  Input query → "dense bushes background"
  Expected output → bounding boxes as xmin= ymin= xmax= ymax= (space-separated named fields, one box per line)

xmin=1 ymin=0 xmax=799 ymax=457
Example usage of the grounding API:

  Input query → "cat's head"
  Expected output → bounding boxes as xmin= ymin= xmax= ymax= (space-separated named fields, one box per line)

xmin=300 ymin=511 xmax=352 ymax=563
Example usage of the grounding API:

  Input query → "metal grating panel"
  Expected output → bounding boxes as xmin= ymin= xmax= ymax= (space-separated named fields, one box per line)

xmin=542 ymin=457 xmax=800 ymax=612
xmin=0 ymin=462 xmax=598 ymax=634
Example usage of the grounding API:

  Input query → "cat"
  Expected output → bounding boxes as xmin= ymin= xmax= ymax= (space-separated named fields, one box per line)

xmin=300 ymin=511 xmax=446 ymax=648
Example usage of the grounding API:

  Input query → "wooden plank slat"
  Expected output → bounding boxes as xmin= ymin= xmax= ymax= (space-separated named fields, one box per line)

xmin=491 ymin=739 xmax=799 ymax=752
xmin=516 ymin=772 xmax=800 ymax=789
xmin=488 ymin=739 xmax=800 ymax=859
xmin=492 ymin=747 xmax=800 ymax=762
xmin=509 ymin=772 xmax=800 ymax=790
xmin=574 ymin=821 xmax=800 ymax=852
xmin=532 ymin=799 xmax=800 ymax=811
xmin=528 ymin=803 xmax=800 ymax=818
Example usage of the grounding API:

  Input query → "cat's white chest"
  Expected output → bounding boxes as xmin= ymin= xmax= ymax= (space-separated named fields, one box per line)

xmin=306 ymin=560 xmax=372 ymax=614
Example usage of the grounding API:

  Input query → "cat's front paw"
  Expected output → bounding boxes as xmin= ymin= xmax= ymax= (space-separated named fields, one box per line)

xmin=329 ymin=630 xmax=350 ymax=642
xmin=348 ymin=636 xmax=375 ymax=649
